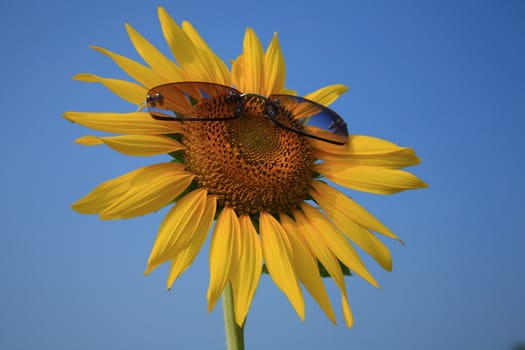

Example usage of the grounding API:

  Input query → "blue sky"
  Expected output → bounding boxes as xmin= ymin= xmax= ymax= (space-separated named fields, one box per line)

xmin=1 ymin=1 xmax=524 ymax=349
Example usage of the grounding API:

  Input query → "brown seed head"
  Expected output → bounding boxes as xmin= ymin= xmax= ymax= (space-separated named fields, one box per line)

xmin=182 ymin=95 xmax=313 ymax=215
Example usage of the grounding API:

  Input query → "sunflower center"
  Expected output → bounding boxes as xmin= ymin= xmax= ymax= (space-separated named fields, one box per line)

xmin=182 ymin=95 xmax=313 ymax=215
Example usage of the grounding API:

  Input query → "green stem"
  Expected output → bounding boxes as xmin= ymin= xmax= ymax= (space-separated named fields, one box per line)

xmin=222 ymin=282 xmax=245 ymax=350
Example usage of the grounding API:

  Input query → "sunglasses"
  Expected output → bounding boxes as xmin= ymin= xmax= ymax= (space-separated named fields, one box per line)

xmin=146 ymin=81 xmax=348 ymax=145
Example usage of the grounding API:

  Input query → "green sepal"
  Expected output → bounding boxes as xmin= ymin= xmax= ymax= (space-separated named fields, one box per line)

xmin=318 ymin=260 xmax=352 ymax=277
xmin=169 ymin=149 xmax=185 ymax=163
xmin=261 ymin=260 xmax=352 ymax=278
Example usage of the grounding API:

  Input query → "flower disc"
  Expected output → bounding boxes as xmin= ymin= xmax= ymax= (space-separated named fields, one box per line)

xmin=183 ymin=96 xmax=313 ymax=215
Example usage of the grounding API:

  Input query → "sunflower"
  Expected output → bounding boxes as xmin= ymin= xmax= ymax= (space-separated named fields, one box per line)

xmin=65 ymin=7 xmax=426 ymax=328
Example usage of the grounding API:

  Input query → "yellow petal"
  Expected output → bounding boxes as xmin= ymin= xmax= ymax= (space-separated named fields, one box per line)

xmin=164 ymin=195 xmax=217 ymax=288
xmin=315 ymin=163 xmax=427 ymax=194
xmin=74 ymin=135 xmax=104 ymax=145
xmin=315 ymin=150 xmax=420 ymax=169
xmin=301 ymin=203 xmax=379 ymax=288
xmin=207 ymin=207 xmax=241 ymax=312
xmin=97 ymin=135 xmax=183 ymax=156
xmin=311 ymin=135 xmax=420 ymax=169
xmin=293 ymin=210 xmax=346 ymax=292
xmin=341 ymin=294 xmax=354 ymax=328
xmin=310 ymin=181 xmax=401 ymax=242
xmin=241 ymin=28 xmax=264 ymax=94
xmin=158 ymin=7 xmax=207 ymax=81
xmin=90 ymin=46 xmax=166 ymax=88
xmin=313 ymin=135 xmax=413 ymax=155
xmin=125 ymin=23 xmax=184 ymax=82
xmin=76 ymin=135 xmax=182 ymax=156
xmin=100 ymin=163 xmax=194 ymax=220
xmin=64 ymin=112 xmax=183 ymax=135
xmin=259 ymin=211 xmax=305 ymax=320
xmin=263 ymin=33 xmax=285 ymax=95
xmin=158 ymin=8 xmax=230 ymax=84
xmin=281 ymin=87 xmax=297 ymax=95
xmin=181 ymin=20 xmax=231 ymax=85
xmin=310 ymin=183 xmax=393 ymax=270
xmin=71 ymin=168 xmax=141 ymax=214
xmin=295 ymin=208 xmax=361 ymax=326
xmin=146 ymin=189 xmax=208 ymax=273
xmin=73 ymin=73 xmax=146 ymax=105
xmin=294 ymin=209 xmax=356 ymax=326
xmin=304 ymin=84 xmax=348 ymax=107
xmin=231 ymin=54 xmax=245 ymax=90
xmin=231 ymin=216 xmax=262 ymax=326
xmin=280 ymin=214 xmax=337 ymax=324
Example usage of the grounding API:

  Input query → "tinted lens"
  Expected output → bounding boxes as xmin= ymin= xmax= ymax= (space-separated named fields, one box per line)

xmin=268 ymin=95 xmax=348 ymax=145
xmin=146 ymin=82 xmax=240 ymax=120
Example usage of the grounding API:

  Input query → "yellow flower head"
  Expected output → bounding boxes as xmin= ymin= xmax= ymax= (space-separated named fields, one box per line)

xmin=65 ymin=7 xmax=426 ymax=328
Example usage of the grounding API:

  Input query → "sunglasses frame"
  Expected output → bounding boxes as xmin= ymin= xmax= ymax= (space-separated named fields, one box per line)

xmin=146 ymin=82 xmax=348 ymax=145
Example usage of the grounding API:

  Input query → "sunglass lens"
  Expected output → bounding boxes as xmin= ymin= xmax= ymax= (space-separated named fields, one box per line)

xmin=146 ymin=82 xmax=239 ymax=120
xmin=269 ymin=95 xmax=348 ymax=145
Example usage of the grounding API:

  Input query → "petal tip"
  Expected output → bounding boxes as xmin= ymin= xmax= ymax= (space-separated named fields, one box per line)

xmin=124 ymin=22 xmax=134 ymax=34
xmin=71 ymin=74 xmax=83 ymax=81
xmin=63 ymin=112 xmax=73 ymax=121
xmin=74 ymin=135 xmax=103 ymax=146
xmin=72 ymin=73 xmax=97 ymax=82
xmin=144 ymin=265 xmax=154 ymax=275
xmin=157 ymin=6 xmax=169 ymax=19
xmin=70 ymin=203 xmax=81 ymax=212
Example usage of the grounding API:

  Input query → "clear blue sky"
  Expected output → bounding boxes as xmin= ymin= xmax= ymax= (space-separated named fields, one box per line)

xmin=1 ymin=1 xmax=524 ymax=349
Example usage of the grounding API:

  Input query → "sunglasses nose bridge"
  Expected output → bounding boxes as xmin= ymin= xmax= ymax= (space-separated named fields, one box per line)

xmin=238 ymin=92 xmax=279 ymax=118
xmin=239 ymin=92 xmax=268 ymax=101
xmin=146 ymin=92 xmax=163 ymax=105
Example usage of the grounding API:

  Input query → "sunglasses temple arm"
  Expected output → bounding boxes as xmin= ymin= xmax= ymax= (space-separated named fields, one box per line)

xmin=137 ymin=101 xmax=148 ymax=112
